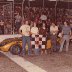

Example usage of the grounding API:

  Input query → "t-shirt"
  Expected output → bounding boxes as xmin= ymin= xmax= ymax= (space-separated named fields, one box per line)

xmin=31 ymin=27 xmax=38 ymax=35
xmin=40 ymin=15 xmax=47 ymax=21
xmin=0 ymin=21 xmax=4 ymax=26
xmin=62 ymin=25 xmax=71 ymax=35
xmin=15 ymin=15 xmax=21 ymax=22
xmin=50 ymin=25 xmax=58 ymax=35
xmin=19 ymin=25 xmax=30 ymax=36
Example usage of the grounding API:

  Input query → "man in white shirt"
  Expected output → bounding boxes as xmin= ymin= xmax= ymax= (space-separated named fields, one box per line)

xmin=19 ymin=21 xmax=31 ymax=56
xmin=50 ymin=22 xmax=58 ymax=52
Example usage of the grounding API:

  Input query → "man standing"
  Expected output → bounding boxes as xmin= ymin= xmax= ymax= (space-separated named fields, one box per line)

xmin=59 ymin=21 xmax=71 ymax=52
xmin=50 ymin=22 xmax=58 ymax=52
xmin=15 ymin=13 xmax=22 ymax=31
xmin=19 ymin=21 xmax=31 ymax=56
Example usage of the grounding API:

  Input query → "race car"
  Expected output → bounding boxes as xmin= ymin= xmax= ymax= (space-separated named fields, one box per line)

xmin=0 ymin=37 xmax=23 ymax=55
xmin=0 ymin=37 xmax=71 ymax=55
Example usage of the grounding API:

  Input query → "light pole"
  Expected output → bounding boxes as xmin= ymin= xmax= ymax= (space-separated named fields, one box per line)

xmin=55 ymin=0 xmax=58 ymax=21
xmin=28 ymin=0 xmax=30 ymax=7
xmin=43 ymin=0 xmax=44 ymax=8
xmin=22 ymin=0 xmax=24 ymax=17
xmin=12 ymin=0 xmax=14 ymax=34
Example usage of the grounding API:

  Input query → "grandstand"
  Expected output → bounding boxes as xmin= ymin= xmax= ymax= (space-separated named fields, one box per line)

xmin=0 ymin=0 xmax=72 ymax=34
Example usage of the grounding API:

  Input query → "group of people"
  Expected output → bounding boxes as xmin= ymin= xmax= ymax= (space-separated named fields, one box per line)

xmin=19 ymin=20 xmax=72 ymax=56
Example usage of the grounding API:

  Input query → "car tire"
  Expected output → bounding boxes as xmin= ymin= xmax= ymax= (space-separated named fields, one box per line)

xmin=10 ymin=44 xmax=22 ymax=55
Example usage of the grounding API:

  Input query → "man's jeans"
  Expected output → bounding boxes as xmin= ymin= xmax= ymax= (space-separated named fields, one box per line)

xmin=51 ymin=34 xmax=57 ymax=51
xmin=59 ymin=35 xmax=70 ymax=52
xmin=22 ymin=36 xmax=31 ymax=55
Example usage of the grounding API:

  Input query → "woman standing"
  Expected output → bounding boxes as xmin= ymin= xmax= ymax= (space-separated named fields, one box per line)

xmin=31 ymin=22 xmax=39 ymax=55
xmin=39 ymin=22 xmax=47 ymax=54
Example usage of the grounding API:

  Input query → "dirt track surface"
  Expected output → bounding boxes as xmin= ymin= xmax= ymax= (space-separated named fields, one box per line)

xmin=0 ymin=44 xmax=72 ymax=72
xmin=0 ymin=52 xmax=26 ymax=72
xmin=24 ymin=52 xmax=72 ymax=72
xmin=24 ymin=44 xmax=72 ymax=72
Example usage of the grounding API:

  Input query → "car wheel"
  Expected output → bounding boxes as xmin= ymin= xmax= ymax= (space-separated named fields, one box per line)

xmin=10 ymin=44 xmax=22 ymax=55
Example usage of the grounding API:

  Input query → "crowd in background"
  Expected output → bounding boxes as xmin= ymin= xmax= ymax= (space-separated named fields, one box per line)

xmin=14 ymin=6 xmax=72 ymax=33
xmin=0 ymin=4 xmax=12 ymax=34
xmin=0 ymin=3 xmax=72 ymax=34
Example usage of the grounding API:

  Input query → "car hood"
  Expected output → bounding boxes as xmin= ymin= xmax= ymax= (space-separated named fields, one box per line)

xmin=0 ymin=37 xmax=22 ymax=46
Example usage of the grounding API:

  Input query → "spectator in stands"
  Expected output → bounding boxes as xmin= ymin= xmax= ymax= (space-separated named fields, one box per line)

xmin=0 ymin=27 xmax=2 ymax=34
xmin=19 ymin=21 xmax=32 ymax=56
xmin=50 ymin=22 xmax=58 ymax=52
xmin=40 ymin=13 xmax=47 ymax=23
xmin=6 ymin=22 xmax=12 ymax=34
xmin=30 ymin=21 xmax=34 ymax=28
xmin=0 ymin=12 xmax=4 ymax=21
xmin=46 ymin=19 xmax=51 ymax=34
xmin=0 ymin=20 xmax=4 ymax=34
xmin=15 ymin=13 xmax=22 ymax=32
xmin=59 ymin=21 xmax=71 ymax=52
xmin=70 ymin=23 xmax=72 ymax=31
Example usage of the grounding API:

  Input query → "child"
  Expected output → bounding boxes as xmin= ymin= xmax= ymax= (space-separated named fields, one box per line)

xmin=37 ymin=34 xmax=47 ymax=55
xmin=46 ymin=36 xmax=52 ymax=54
xmin=34 ymin=36 xmax=40 ymax=55
xmin=34 ymin=43 xmax=40 ymax=55
xmin=31 ymin=35 xmax=40 ymax=55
